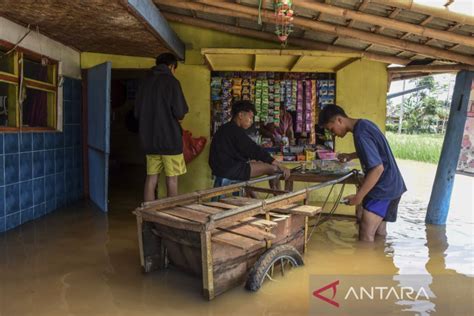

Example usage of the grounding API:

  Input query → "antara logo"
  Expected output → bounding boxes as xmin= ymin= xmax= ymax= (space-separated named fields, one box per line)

xmin=313 ymin=280 xmax=431 ymax=308
xmin=312 ymin=280 xmax=340 ymax=308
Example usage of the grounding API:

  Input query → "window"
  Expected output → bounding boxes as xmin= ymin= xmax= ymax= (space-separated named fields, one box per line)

xmin=0 ymin=41 xmax=59 ymax=130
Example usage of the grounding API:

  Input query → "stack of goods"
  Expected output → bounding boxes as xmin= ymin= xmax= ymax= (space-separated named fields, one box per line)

xmin=283 ymin=80 xmax=292 ymax=111
xmin=273 ymin=80 xmax=281 ymax=126
xmin=304 ymin=80 xmax=313 ymax=133
xmin=254 ymin=80 xmax=262 ymax=124
xmin=210 ymin=77 xmax=233 ymax=134
xmin=310 ymin=80 xmax=317 ymax=144
xmin=241 ymin=78 xmax=252 ymax=101
xmin=232 ymin=78 xmax=242 ymax=100
xmin=295 ymin=80 xmax=304 ymax=133
xmin=211 ymin=77 xmax=222 ymax=135
xmin=260 ymin=80 xmax=269 ymax=124
xmin=317 ymin=79 xmax=336 ymax=109
xmin=291 ymin=80 xmax=298 ymax=111
xmin=210 ymin=72 xmax=334 ymax=141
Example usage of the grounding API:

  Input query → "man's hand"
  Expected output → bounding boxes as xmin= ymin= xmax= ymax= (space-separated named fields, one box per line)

xmin=337 ymin=152 xmax=356 ymax=163
xmin=343 ymin=194 xmax=363 ymax=206
xmin=272 ymin=161 xmax=291 ymax=180
xmin=279 ymin=165 xmax=291 ymax=180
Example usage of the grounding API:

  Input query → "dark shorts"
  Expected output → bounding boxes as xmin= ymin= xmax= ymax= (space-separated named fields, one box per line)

xmin=363 ymin=196 xmax=401 ymax=222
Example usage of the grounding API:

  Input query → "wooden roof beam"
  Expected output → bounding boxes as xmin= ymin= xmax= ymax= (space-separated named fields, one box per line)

xmin=420 ymin=16 xmax=434 ymax=26
xmin=447 ymin=23 xmax=462 ymax=32
xmin=358 ymin=0 xmax=370 ymax=11
xmin=388 ymin=64 xmax=474 ymax=74
xmin=126 ymin=0 xmax=185 ymax=60
xmin=192 ymin=0 xmax=474 ymax=64
xmin=162 ymin=12 xmax=411 ymax=65
xmin=290 ymin=55 xmax=304 ymax=71
xmin=290 ymin=0 xmax=474 ymax=46
xmin=335 ymin=57 xmax=360 ymax=71
xmin=369 ymin=0 xmax=474 ymax=25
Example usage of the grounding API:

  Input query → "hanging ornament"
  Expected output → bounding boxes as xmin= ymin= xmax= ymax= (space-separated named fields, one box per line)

xmin=274 ymin=0 xmax=294 ymax=45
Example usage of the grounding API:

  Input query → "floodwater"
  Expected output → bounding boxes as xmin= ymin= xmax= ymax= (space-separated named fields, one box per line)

xmin=0 ymin=160 xmax=472 ymax=315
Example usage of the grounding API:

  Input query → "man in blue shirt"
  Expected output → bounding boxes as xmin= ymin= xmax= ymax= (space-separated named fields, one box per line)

xmin=319 ymin=105 xmax=406 ymax=242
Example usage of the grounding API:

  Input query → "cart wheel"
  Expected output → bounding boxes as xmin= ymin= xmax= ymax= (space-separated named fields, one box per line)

xmin=245 ymin=245 xmax=304 ymax=292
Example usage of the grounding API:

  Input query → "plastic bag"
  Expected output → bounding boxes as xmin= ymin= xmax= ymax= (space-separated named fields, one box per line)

xmin=182 ymin=130 xmax=207 ymax=163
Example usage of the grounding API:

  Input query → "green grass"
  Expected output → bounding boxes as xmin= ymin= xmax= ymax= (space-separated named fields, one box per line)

xmin=386 ymin=132 xmax=444 ymax=164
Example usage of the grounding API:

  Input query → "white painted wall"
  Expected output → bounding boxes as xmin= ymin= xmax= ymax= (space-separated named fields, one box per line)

xmin=0 ymin=17 xmax=81 ymax=79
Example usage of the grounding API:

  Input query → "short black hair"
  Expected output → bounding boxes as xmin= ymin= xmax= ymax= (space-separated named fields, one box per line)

xmin=231 ymin=100 xmax=256 ymax=118
xmin=156 ymin=53 xmax=178 ymax=68
xmin=318 ymin=104 xmax=348 ymax=126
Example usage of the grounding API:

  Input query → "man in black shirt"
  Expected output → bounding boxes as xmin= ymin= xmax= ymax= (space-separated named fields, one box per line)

xmin=209 ymin=100 xmax=290 ymax=188
xmin=135 ymin=53 xmax=189 ymax=201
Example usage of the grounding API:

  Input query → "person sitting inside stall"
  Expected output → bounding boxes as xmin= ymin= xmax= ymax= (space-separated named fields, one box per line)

xmin=209 ymin=100 xmax=291 ymax=191
xmin=260 ymin=107 xmax=295 ymax=146
xmin=318 ymin=104 xmax=406 ymax=242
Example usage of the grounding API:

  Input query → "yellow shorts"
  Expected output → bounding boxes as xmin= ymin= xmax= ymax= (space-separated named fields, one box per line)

xmin=146 ymin=154 xmax=187 ymax=177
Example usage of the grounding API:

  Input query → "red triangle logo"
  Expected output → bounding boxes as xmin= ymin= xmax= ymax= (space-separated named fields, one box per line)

xmin=312 ymin=280 xmax=340 ymax=308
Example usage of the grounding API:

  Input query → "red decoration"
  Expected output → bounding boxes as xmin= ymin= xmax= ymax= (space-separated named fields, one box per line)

xmin=274 ymin=0 xmax=294 ymax=45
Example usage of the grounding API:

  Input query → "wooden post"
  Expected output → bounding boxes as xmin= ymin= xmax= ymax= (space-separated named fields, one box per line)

xmin=201 ymin=230 xmax=215 ymax=300
xmin=304 ymin=216 xmax=309 ymax=253
xmin=137 ymin=217 xmax=166 ymax=272
xmin=426 ymin=71 xmax=474 ymax=225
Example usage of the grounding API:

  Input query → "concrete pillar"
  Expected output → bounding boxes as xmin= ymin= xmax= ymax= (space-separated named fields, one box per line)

xmin=426 ymin=71 xmax=473 ymax=225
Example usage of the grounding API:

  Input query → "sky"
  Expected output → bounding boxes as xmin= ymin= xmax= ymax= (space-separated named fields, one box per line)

xmin=415 ymin=0 xmax=474 ymax=16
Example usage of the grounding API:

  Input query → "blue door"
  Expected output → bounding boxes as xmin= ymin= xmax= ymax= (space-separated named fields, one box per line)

xmin=87 ymin=62 xmax=111 ymax=212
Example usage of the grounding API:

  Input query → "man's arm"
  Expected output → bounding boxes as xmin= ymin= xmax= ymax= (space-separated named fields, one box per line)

xmin=234 ymin=129 xmax=274 ymax=164
xmin=337 ymin=152 xmax=358 ymax=162
xmin=345 ymin=164 xmax=384 ymax=205
xmin=170 ymin=80 xmax=189 ymax=120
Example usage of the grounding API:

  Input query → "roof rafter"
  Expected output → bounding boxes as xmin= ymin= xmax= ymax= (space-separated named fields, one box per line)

xmin=161 ymin=11 xmax=411 ymax=65
xmin=190 ymin=0 xmax=474 ymax=64
xmin=291 ymin=0 xmax=474 ymax=46
xmin=370 ymin=0 xmax=474 ymax=25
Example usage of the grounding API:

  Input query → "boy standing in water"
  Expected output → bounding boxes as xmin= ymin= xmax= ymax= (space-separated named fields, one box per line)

xmin=319 ymin=105 xmax=406 ymax=242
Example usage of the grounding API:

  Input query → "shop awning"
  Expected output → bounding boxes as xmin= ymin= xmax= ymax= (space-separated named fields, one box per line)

xmin=201 ymin=49 xmax=361 ymax=73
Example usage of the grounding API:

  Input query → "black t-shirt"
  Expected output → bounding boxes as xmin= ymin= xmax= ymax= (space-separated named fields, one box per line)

xmin=209 ymin=121 xmax=274 ymax=181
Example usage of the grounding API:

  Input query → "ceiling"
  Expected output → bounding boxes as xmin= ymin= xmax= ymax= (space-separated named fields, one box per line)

xmin=154 ymin=0 xmax=474 ymax=74
xmin=0 ymin=0 xmax=184 ymax=59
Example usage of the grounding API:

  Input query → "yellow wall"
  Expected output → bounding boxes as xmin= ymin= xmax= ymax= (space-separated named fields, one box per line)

xmin=336 ymin=59 xmax=388 ymax=154
xmin=80 ymin=22 xmax=388 ymax=204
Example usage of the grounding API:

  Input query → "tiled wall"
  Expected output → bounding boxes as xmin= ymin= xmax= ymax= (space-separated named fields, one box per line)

xmin=0 ymin=77 xmax=83 ymax=232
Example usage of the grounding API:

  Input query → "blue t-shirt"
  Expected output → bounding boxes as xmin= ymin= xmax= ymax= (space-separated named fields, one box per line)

xmin=353 ymin=119 xmax=406 ymax=200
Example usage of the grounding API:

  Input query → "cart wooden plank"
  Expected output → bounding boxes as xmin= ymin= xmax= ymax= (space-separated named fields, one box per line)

xmin=139 ymin=209 xmax=202 ymax=232
xmin=181 ymin=204 xmax=223 ymax=215
xmin=220 ymin=196 xmax=261 ymax=206
xmin=242 ymin=217 xmax=278 ymax=228
xmin=218 ymin=223 xmax=276 ymax=241
xmin=212 ymin=230 xmax=264 ymax=250
xmin=162 ymin=207 xmax=210 ymax=224
xmin=203 ymin=202 xmax=238 ymax=209
xmin=272 ymin=205 xmax=322 ymax=216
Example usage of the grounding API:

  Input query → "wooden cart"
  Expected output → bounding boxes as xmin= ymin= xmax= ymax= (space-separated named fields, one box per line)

xmin=134 ymin=172 xmax=357 ymax=300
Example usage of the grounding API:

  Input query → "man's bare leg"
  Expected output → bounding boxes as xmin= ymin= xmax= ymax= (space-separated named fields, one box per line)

xmin=356 ymin=204 xmax=363 ymax=223
xmin=166 ymin=176 xmax=178 ymax=197
xmin=359 ymin=209 xmax=384 ymax=242
xmin=375 ymin=222 xmax=387 ymax=237
xmin=144 ymin=174 xmax=159 ymax=202
xmin=249 ymin=161 xmax=280 ymax=189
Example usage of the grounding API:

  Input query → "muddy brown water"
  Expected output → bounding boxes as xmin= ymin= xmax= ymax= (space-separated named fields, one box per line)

xmin=1 ymin=160 xmax=472 ymax=315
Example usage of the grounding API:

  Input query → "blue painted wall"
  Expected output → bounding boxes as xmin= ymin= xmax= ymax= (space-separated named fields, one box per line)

xmin=0 ymin=77 xmax=83 ymax=232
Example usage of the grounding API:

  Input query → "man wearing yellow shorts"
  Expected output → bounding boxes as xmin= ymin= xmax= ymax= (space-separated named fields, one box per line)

xmin=135 ymin=53 xmax=189 ymax=201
